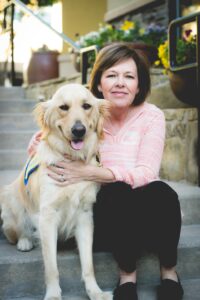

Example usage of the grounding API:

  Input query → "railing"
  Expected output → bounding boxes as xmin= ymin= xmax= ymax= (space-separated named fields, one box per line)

xmin=0 ymin=0 xmax=97 ymax=85
xmin=0 ymin=3 xmax=15 ymax=85
xmin=168 ymin=11 xmax=200 ymax=186
xmin=169 ymin=11 xmax=199 ymax=73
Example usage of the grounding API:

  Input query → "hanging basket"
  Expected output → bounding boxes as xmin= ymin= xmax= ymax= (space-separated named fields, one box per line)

xmin=168 ymin=67 xmax=198 ymax=107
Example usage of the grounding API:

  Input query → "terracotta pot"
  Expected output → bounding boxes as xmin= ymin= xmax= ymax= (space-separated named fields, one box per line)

xmin=168 ymin=67 xmax=198 ymax=106
xmin=131 ymin=42 xmax=158 ymax=66
xmin=27 ymin=50 xmax=59 ymax=84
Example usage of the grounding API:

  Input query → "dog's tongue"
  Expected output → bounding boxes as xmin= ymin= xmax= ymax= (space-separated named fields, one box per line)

xmin=71 ymin=140 xmax=84 ymax=150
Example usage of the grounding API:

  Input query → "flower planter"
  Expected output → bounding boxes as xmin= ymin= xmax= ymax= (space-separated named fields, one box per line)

xmin=168 ymin=67 xmax=198 ymax=106
xmin=131 ymin=42 xmax=158 ymax=66
xmin=72 ymin=42 xmax=158 ymax=72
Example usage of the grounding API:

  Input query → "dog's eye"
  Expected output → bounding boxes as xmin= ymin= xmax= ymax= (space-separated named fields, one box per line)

xmin=59 ymin=104 xmax=69 ymax=111
xmin=82 ymin=103 xmax=92 ymax=110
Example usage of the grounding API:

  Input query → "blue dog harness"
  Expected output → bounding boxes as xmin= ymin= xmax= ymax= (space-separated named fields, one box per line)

xmin=24 ymin=155 xmax=40 ymax=186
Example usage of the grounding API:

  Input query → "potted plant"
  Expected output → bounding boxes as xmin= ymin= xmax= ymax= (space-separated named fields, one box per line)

xmin=156 ymin=29 xmax=197 ymax=105
xmin=72 ymin=20 xmax=167 ymax=70
xmin=20 ymin=0 xmax=58 ymax=6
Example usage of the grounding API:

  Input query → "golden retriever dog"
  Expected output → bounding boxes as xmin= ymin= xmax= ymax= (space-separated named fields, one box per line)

xmin=0 ymin=83 xmax=112 ymax=300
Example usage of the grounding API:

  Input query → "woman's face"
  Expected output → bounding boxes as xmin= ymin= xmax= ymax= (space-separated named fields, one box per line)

xmin=98 ymin=58 xmax=139 ymax=109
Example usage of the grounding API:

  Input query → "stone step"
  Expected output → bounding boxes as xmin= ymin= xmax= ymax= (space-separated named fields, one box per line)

xmin=0 ymin=224 xmax=199 ymax=299
xmin=0 ymin=99 xmax=37 ymax=113
xmin=3 ymin=278 xmax=200 ymax=300
xmin=0 ymin=87 xmax=25 ymax=100
xmin=0 ymin=150 xmax=28 ymax=169
xmin=165 ymin=181 xmax=200 ymax=225
xmin=0 ymin=113 xmax=38 ymax=131
xmin=0 ymin=131 xmax=35 ymax=150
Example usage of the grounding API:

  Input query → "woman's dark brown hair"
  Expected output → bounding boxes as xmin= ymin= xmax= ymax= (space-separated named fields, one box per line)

xmin=89 ymin=42 xmax=151 ymax=106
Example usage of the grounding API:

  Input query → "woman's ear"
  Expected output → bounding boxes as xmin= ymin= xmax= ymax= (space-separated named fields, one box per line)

xmin=97 ymin=84 xmax=102 ymax=92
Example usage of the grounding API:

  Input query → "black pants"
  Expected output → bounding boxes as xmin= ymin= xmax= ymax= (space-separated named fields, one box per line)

xmin=93 ymin=181 xmax=182 ymax=273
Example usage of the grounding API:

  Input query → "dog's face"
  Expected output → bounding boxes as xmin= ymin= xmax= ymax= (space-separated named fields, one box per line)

xmin=35 ymin=84 xmax=109 ymax=151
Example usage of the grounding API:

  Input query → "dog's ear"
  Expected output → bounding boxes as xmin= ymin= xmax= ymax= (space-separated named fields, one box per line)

xmin=33 ymin=100 xmax=52 ymax=134
xmin=97 ymin=99 xmax=111 ymax=139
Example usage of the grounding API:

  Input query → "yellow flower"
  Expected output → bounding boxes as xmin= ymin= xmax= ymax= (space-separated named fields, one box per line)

xmin=186 ymin=34 xmax=194 ymax=42
xmin=106 ymin=24 xmax=113 ymax=30
xmin=30 ymin=0 xmax=37 ymax=5
xmin=154 ymin=60 xmax=161 ymax=66
xmin=158 ymin=40 xmax=169 ymax=69
xmin=139 ymin=28 xmax=145 ymax=35
xmin=121 ymin=20 xmax=135 ymax=31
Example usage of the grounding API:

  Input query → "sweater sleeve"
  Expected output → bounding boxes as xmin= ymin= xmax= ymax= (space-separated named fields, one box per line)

xmin=107 ymin=111 xmax=166 ymax=188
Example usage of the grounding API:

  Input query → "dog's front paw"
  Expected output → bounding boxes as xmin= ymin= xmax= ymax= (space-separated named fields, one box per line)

xmin=103 ymin=291 xmax=113 ymax=300
xmin=44 ymin=286 xmax=61 ymax=300
xmin=17 ymin=238 xmax=33 ymax=251
xmin=99 ymin=291 xmax=113 ymax=300
xmin=89 ymin=291 xmax=113 ymax=300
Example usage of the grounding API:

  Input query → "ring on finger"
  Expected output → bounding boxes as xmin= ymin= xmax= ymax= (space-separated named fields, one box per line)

xmin=60 ymin=174 xmax=65 ymax=182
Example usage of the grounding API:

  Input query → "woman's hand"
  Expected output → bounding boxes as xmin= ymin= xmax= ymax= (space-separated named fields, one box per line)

xmin=27 ymin=131 xmax=42 ymax=156
xmin=47 ymin=159 xmax=115 ymax=186
xmin=47 ymin=160 xmax=90 ymax=186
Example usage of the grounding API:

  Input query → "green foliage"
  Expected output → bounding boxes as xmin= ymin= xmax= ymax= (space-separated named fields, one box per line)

xmin=75 ymin=20 xmax=167 ymax=51
xmin=20 ymin=0 xmax=58 ymax=6
xmin=157 ymin=31 xmax=196 ymax=69
xmin=176 ymin=37 xmax=196 ymax=65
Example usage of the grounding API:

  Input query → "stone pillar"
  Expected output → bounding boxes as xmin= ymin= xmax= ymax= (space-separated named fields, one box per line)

xmin=161 ymin=108 xmax=198 ymax=184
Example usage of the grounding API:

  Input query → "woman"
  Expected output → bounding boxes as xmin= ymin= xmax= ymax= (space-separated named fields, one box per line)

xmin=28 ymin=42 xmax=184 ymax=300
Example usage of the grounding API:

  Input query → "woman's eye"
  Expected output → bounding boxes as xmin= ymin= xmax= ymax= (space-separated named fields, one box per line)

xmin=59 ymin=104 xmax=69 ymax=111
xmin=126 ymin=75 xmax=134 ymax=79
xmin=82 ymin=103 xmax=92 ymax=110
xmin=107 ymin=74 xmax=116 ymax=78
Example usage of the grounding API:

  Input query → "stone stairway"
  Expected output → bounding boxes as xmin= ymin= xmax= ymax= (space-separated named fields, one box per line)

xmin=0 ymin=86 xmax=200 ymax=300
xmin=0 ymin=87 xmax=38 ymax=169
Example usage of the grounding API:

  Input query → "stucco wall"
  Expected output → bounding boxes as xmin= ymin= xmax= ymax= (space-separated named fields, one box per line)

xmin=107 ymin=0 xmax=131 ymax=11
xmin=62 ymin=0 xmax=106 ymax=53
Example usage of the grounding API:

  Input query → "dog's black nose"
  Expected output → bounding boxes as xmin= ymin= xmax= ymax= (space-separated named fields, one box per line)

xmin=71 ymin=121 xmax=86 ymax=138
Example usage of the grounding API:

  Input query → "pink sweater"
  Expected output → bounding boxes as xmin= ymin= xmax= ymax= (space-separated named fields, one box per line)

xmin=99 ymin=102 xmax=165 ymax=189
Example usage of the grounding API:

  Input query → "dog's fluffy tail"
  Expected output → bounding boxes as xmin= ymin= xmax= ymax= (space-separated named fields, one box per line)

xmin=0 ymin=186 xmax=8 ymax=225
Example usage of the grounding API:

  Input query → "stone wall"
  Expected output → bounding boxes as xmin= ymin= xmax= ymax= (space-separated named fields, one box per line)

xmin=149 ymin=69 xmax=198 ymax=184
xmin=109 ymin=0 xmax=168 ymax=29
xmin=161 ymin=108 xmax=198 ymax=184
xmin=24 ymin=75 xmax=81 ymax=102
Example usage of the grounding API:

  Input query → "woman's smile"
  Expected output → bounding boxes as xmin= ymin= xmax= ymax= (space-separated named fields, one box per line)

xmin=98 ymin=58 xmax=139 ymax=110
xmin=111 ymin=91 xmax=128 ymax=96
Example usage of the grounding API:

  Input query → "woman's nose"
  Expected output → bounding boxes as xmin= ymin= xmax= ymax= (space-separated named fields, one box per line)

xmin=115 ymin=75 xmax=125 ymax=86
